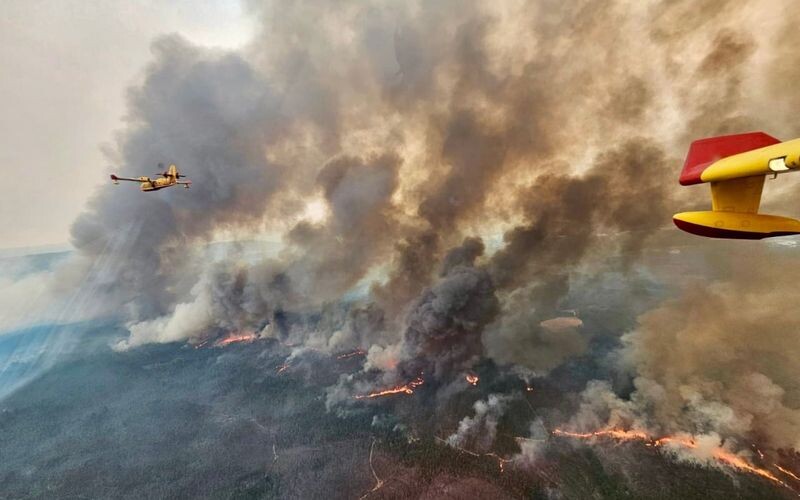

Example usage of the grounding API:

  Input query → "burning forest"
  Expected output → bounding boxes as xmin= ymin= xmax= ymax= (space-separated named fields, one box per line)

xmin=4 ymin=0 xmax=800 ymax=498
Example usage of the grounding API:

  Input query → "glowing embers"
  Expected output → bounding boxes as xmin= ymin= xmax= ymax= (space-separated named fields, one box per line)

xmin=354 ymin=376 xmax=424 ymax=400
xmin=337 ymin=348 xmax=367 ymax=360
xmin=214 ymin=331 xmax=257 ymax=347
xmin=436 ymin=437 xmax=513 ymax=473
xmin=553 ymin=428 xmax=651 ymax=442
xmin=465 ymin=373 xmax=479 ymax=386
xmin=553 ymin=428 xmax=790 ymax=489
xmin=486 ymin=452 xmax=512 ymax=472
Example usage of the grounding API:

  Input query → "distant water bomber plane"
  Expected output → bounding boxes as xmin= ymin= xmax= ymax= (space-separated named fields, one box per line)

xmin=110 ymin=163 xmax=191 ymax=192
xmin=674 ymin=132 xmax=800 ymax=239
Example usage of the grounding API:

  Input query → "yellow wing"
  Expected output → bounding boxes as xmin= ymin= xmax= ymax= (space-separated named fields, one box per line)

xmin=701 ymin=138 xmax=800 ymax=183
xmin=110 ymin=174 xmax=150 ymax=183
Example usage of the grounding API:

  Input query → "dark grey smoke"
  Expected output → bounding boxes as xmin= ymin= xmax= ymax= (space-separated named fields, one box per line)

xmin=397 ymin=239 xmax=498 ymax=382
xmin=10 ymin=3 xmax=799 ymax=484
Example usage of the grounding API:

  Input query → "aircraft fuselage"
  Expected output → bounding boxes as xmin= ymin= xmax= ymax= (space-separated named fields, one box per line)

xmin=140 ymin=177 xmax=176 ymax=191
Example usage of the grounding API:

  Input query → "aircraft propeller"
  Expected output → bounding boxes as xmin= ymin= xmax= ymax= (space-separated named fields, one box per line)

xmin=153 ymin=171 xmax=187 ymax=178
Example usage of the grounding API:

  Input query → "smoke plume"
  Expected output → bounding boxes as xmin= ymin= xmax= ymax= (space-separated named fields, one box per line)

xmin=598 ymin=249 xmax=800 ymax=450
xmin=5 ymin=1 xmax=800 ymax=491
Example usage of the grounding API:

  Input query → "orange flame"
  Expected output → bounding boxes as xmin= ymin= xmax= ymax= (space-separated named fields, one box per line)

xmin=215 ymin=332 xmax=257 ymax=347
xmin=713 ymin=449 xmax=783 ymax=485
xmin=777 ymin=465 xmax=800 ymax=483
xmin=652 ymin=435 xmax=697 ymax=448
xmin=553 ymin=428 xmax=651 ymax=441
xmin=337 ymin=349 xmax=367 ymax=360
xmin=276 ymin=362 xmax=290 ymax=374
xmin=485 ymin=452 xmax=511 ymax=472
xmin=553 ymin=428 xmax=789 ymax=489
xmin=466 ymin=373 xmax=479 ymax=386
xmin=354 ymin=376 xmax=424 ymax=400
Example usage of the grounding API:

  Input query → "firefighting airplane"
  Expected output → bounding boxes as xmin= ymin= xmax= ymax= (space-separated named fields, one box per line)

xmin=674 ymin=132 xmax=800 ymax=239
xmin=110 ymin=163 xmax=191 ymax=192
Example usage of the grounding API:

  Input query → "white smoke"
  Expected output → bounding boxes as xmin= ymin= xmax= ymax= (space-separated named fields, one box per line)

xmin=446 ymin=394 xmax=513 ymax=452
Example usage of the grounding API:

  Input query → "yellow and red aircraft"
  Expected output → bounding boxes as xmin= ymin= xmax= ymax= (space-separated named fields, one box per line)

xmin=674 ymin=132 xmax=800 ymax=239
xmin=110 ymin=163 xmax=191 ymax=192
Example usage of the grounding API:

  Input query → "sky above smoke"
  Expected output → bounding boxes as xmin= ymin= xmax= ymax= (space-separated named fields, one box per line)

xmin=3 ymin=0 xmax=800 ymax=484
xmin=0 ymin=0 xmax=254 ymax=248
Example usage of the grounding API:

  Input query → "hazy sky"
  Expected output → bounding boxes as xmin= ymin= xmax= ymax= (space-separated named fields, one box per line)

xmin=0 ymin=0 xmax=253 ymax=249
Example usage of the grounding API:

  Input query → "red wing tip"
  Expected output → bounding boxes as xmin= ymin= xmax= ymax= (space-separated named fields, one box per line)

xmin=110 ymin=174 xmax=118 ymax=180
xmin=679 ymin=132 xmax=781 ymax=186
xmin=678 ymin=167 xmax=709 ymax=185
xmin=673 ymin=218 xmax=760 ymax=239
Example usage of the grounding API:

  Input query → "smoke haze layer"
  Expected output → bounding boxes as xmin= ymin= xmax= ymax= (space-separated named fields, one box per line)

xmin=4 ymin=1 xmax=800 ymax=492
